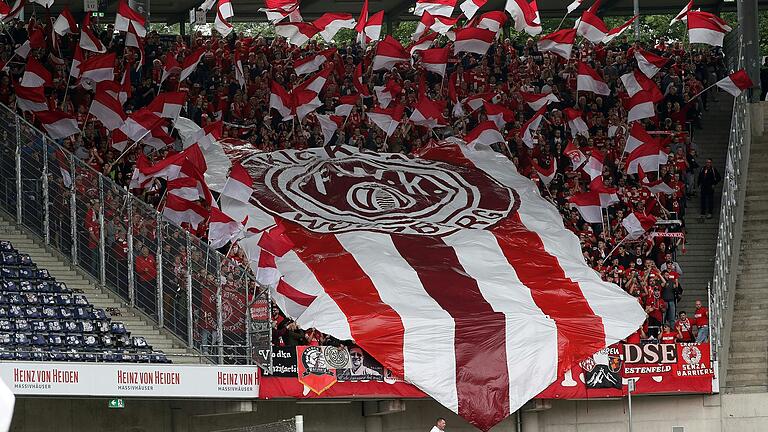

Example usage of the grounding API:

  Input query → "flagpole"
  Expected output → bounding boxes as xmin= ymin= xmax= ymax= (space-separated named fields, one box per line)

xmin=602 ymin=235 xmax=629 ymax=265
xmin=686 ymin=82 xmax=719 ymax=103
xmin=555 ymin=10 xmax=571 ymax=31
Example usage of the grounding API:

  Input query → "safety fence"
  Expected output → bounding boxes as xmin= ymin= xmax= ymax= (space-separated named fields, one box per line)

xmin=0 ymin=103 xmax=271 ymax=368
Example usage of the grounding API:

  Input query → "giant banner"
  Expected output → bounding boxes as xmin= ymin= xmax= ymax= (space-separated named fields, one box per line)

xmin=0 ymin=363 xmax=260 ymax=398
xmin=261 ymin=344 xmax=716 ymax=400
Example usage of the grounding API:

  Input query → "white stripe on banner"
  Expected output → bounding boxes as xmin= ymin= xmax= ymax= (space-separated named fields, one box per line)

xmin=443 ymin=229 xmax=558 ymax=412
xmin=458 ymin=144 xmax=646 ymax=346
xmin=336 ymin=231 xmax=459 ymax=412
xmin=275 ymin=251 xmax=353 ymax=341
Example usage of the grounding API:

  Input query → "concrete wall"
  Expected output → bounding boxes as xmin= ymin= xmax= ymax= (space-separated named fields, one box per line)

xmin=9 ymin=393 xmax=768 ymax=432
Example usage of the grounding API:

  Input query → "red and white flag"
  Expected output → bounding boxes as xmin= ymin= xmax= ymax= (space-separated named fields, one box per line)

xmin=505 ymin=0 xmax=542 ymax=35
xmin=577 ymin=62 xmax=610 ymax=95
xmin=54 ymin=7 xmax=78 ymax=36
xmin=80 ymin=13 xmax=106 ymax=53
xmin=566 ymin=0 xmax=583 ymax=14
xmin=620 ymin=68 xmax=664 ymax=101
xmin=465 ymin=121 xmax=505 ymax=147
xmin=180 ymin=48 xmax=206 ymax=81
xmin=483 ymin=101 xmax=515 ymax=129
xmin=715 ymin=69 xmax=753 ymax=96
xmin=294 ymin=48 xmax=337 ymax=75
xmin=633 ymin=48 xmax=669 ymax=78
xmin=626 ymin=137 xmax=667 ymax=174
xmin=115 ymin=0 xmax=147 ymax=37
xmin=453 ymin=27 xmax=495 ymax=55
xmin=373 ymin=35 xmax=409 ymax=71
xmin=221 ymin=162 xmax=255 ymax=203
xmin=359 ymin=10 xmax=384 ymax=45
xmin=335 ymin=95 xmax=360 ymax=117
xmin=687 ymin=11 xmax=731 ymax=47
xmin=163 ymin=194 xmax=208 ymax=230
xmin=410 ymin=98 xmax=447 ymax=129
xmin=147 ymin=91 xmax=186 ymax=120
xmin=589 ymin=175 xmax=619 ymax=207
xmin=214 ymin=0 xmax=235 ymax=37
xmin=88 ymin=92 xmax=126 ymax=131
xmin=602 ymin=15 xmax=637 ymax=44
xmin=313 ymin=13 xmax=356 ymax=42
xmin=1 ymin=0 xmax=23 ymax=23
xmin=167 ymin=175 xmax=210 ymax=203
xmin=79 ymin=52 xmax=116 ymax=85
xmin=622 ymin=212 xmax=657 ymax=240
xmin=532 ymin=157 xmax=557 ymax=186
xmin=161 ymin=52 xmax=181 ymax=84
xmin=520 ymin=105 xmax=548 ymax=148
xmin=564 ymin=139 xmax=587 ymax=168
xmin=14 ymin=83 xmax=48 ymax=112
xmin=119 ymin=108 xmax=166 ymax=142
xmin=624 ymin=122 xmax=654 ymax=154
xmin=236 ymin=143 xmax=644 ymax=430
xmin=475 ymin=11 xmax=508 ymax=34
xmin=459 ymin=0 xmax=487 ymax=20
xmin=582 ymin=150 xmax=604 ymax=180
xmin=36 ymin=111 xmax=80 ymax=139
xmin=414 ymin=0 xmax=457 ymax=17
xmin=563 ymin=107 xmax=589 ymax=138
xmin=670 ymin=0 xmax=692 ymax=25
xmin=408 ymin=31 xmax=439 ymax=55
xmin=143 ymin=126 xmax=176 ymax=150
xmin=208 ymin=208 xmax=244 ymax=249
xmin=234 ymin=51 xmax=246 ymax=89
xmin=420 ymin=47 xmax=450 ymax=77
xmin=276 ymin=22 xmax=320 ymax=46
xmin=269 ymin=81 xmax=294 ymax=120
xmin=638 ymin=166 xmax=675 ymax=195
xmin=414 ymin=12 xmax=459 ymax=39
xmin=569 ymin=191 xmax=603 ymax=223
xmin=21 ymin=56 xmax=52 ymax=87
xmin=520 ymin=91 xmax=559 ymax=110
xmin=315 ymin=113 xmax=345 ymax=145
xmin=537 ymin=28 xmax=576 ymax=59
xmin=367 ymin=104 xmax=404 ymax=136
xmin=190 ymin=121 xmax=223 ymax=150
xmin=626 ymin=91 xmax=656 ymax=123
xmin=576 ymin=8 xmax=608 ymax=43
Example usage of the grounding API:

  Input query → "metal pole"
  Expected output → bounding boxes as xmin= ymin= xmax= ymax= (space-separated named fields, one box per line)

xmin=127 ymin=195 xmax=136 ymax=307
xmin=41 ymin=138 xmax=49 ymax=245
xmin=216 ymin=262 xmax=224 ymax=364
xmin=295 ymin=415 xmax=304 ymax=432
xmin=156 ymin=214 xmax=164 ymax=328
xmin=98 ymin=176 xmax=106 ymax=288
xmin=627 ymin=380 xmax=634 ymax=432
xmin=69 ymin=155 xmax=78 ymax=266
xmin=633 ymin=0 xmax=640 ymax=41
xmin=245 ymin=273 xmax=252 ymax=365
xmin=14 ymin=116 xmax=21 ymax=224
xmin=185 ymin=232 xmax=194 ymax=348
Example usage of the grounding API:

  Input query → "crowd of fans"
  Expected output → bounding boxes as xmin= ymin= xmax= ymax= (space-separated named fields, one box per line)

xmin=0 ymin=14 xmax=723 ymax=354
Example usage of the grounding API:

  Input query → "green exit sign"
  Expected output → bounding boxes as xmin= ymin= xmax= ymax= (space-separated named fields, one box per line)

xmin=108 ymin=398 xmax=124 ymax=409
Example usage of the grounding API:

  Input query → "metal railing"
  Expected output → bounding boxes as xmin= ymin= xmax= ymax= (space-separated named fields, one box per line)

xmin=0 ymin=103 xmax=271 ymax=368
xmin=709 ymin=32 xmax=751 ymax=367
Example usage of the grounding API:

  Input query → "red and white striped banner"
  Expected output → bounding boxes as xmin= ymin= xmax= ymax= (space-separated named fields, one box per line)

xmin=237 ymin=142 xmax=646 ymax=430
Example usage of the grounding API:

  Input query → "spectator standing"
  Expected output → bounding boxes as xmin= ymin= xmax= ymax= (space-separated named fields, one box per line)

xmin=675 ymin=311 xmax=694 ymax=342
xmin=693 ymin=299 xmax=710 ymax=343
xmin=660 ymin=324 xmax=677 ymax=344
xmin=661 ymin=270 xmax=679 ymax=327
xmin=698 ymin=159 xmax=721 ymax=219
xmin=135 ymin=246 xmax=158 ymax=314
xmin=430 ymin=418 xmax=447 ymax=432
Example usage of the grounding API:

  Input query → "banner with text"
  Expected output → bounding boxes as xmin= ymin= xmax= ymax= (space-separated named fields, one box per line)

xmin=0 ymin=363 xmax=260 ymax=398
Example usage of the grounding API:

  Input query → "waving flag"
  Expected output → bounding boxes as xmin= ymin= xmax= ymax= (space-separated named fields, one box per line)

xmin=79 ymin=52 xmax=116 ymax=86
xmin=459 ymin=0 xmax=487 ymax=20
xmin=538 ymin=28 xmax=576 ymax=59
xmin=520 ymin=91 xmax=559 ymax=110
xmin=520 ymin=105 xmax=548 ymax=148
xmin=54 ymin=7 xmax=78 ymax=35
xmin=714 ymin=69 xmax=753 ymax=96
xmin=335 ymin=95 xmax=360 ymax=117
xmin=626 ymin=136 xmax=666 ymax=174
xmin=14 ymin=83 xmax=48 ymax=112
xmin=367 ymin=104 xmax=404 ymax=136
xmin=626 ymin=92 xmax=656 ymax=123
xmin=566 ymin=0 xmax=583 ymax=14
xmin=465 ymin=121 xmax=505 ymax=147
xmin=577 ymin=62 xmax=610 ymax=95
xmin=569 ymin=191 xmax=603 ymax=223
xmin=115 ymin=0 xmax=147 ymax=37
xmin=670 ymin=0 xmax=693 ymax=25
xmin=414 ymin=0 xmax=457 ymax=17
xmin=163 ymin=194 xmax=208 ymax=230
xmin=620 ymin=69 xmax=664 ymax=101
xmin=235 ymin=143 xmax=644 ymax=430
xmin=475 ymin=11 xmax=508 ymax=34
xmin=147 ymin=92 xmax=186 ymax=120
xmin=358 ymin=9 xmax=384 ymax=45
xmin=453 ymin=27 xmax=495 ymax=55
xmin=221 ymin=162 xmax=254 ymax=203
xmin=633 ymin=48 xmax=669 ymax=78
xmin=161 ymin=52 xmax=181 ymax=84
xmin=602 ymin=15 xmax=637 ymax=44
xmin=419 ymin=47 xmax=450 ymax=77
xmin=180 ymin=48 xmax=206 ymax=81
xmin=582 ymin=150 xmax=604 ymax=180
xmin=408 ymin=31 xmax=439 ymax=55
xmin=315 ymin=113 xmax=345 ymax=145
xmin=36 ymin=111 xmax=80 ymax=139
xmin=275 ymin=22 xmax=320 ymax=46
xmin=483 ymin=101 xmax=515 ymax=129
xmin=687 ymin=10 xmax=731 ymax=46
xmin=22 ymin=56 xmax=52 ymax=87
xmin=533 ymin=157 xmax=557 ymax=186
xmin=80 ymin=13 xmax=106 ymax=53
xmin=208 ymin=208 xmax=244 ymax=249
xmin=622 ymin=212 xmax=657 ymax=240
xmin=214 ymin=0 xmax=235 ymax=37
xmin=410 ymin=98 xmax=447 ymax=129
xmin=563 ymin=108 xmax=589 ymax=138
xmin=505 ymin=0 xmax=541 ymax=35
xmin=564 ymin=139 xmax=587 ymax=168
xmin=576 ymin=8 xmax=608 ymax=43
xmin=624 ymin=122 xmax=655 ymax=154
xmin=313 ymin=13 xmax=356 ymax=42
xmin=638 ymin=166 xmax=675 ymax=195
xmin=119 ymin=108 xmax=167 ymax=142
xmin=372 ymin=35 xmax=409 ymax=71
xmin=89 ymin=92 xmax=127 ymax=131
xmin=293 ymin=48 xmax=336 ymax=75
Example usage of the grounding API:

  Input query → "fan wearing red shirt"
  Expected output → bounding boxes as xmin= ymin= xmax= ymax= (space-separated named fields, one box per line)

xmin=660 ymin=324 xmax=677 ymax=344
xmin=675 ymin=311 xmax=694 ymax=342
xmin=135 ymin=246 xmax=158 ymax=313
xmin=693 ymin=300 xmax=710 ymax=343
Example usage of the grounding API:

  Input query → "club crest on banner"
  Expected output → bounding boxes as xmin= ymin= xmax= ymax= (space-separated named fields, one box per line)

xmin=244 ymin=146 xmax=519 ymax=236
xmin=297 ymin=346 xmax=337 ymax=394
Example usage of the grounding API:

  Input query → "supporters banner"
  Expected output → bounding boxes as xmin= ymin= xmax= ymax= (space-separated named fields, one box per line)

xmin=0 ymin=363 xmax=259 ymax=398
xmin=261 ymin=344 xmax=715 ymax=399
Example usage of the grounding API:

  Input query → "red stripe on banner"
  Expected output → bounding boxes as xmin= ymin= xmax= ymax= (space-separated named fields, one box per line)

xmin=492 ymin=215 xmax=606 ymax=375
xmin=276 ymin=280 xmax=316 ymax=307
xmin=282 ymin=222 xmax=406 ymax=377
xmin=390 ymin=235 xmax=510 ymax=429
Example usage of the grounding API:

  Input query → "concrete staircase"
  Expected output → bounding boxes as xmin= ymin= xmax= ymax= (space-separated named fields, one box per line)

xmin=725 ymin=102 xmax=768 ymax=391
xmin=0 ymin=212 xmax=203 ymax=364
xmin=676 ymin=95 xmax=733 ymax=314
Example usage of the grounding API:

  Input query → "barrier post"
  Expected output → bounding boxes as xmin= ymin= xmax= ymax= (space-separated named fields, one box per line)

xmin=127 ymin=195 xmax=135 ymax=307
xmin=156 ymin=213 xmax=164 ymax=328
xmin=185 ymin=232 xmax=194 ymax=348
xmin=42 ymin=138 xmax=49 ymax=245
xmin=69 ymin=154 xmax=78 ymax=266
xmin=98 ymin=176 xmax=106 ymax=288
xmin=14 ymin=116 xmax=21 ymax=224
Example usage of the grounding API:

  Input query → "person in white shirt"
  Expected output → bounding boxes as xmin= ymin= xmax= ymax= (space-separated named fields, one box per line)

xmin=430 ymin=418 xmax=446 ymax=432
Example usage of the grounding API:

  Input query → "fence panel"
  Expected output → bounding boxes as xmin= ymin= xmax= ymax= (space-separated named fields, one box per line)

xmin=17 ymin=123 xmax=45 ymax=238
xmin=131 ymin=199 xmax=161 ymax=320
xmin=0 ymin=107 xmax=17 ymax=217
xmin=103 ymin=180 xmax=132 ymax=303
xmin=160 ymin=221 xmax=190 ymax=342
xmin=73 ymin=157 xmax=102 ymax=280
